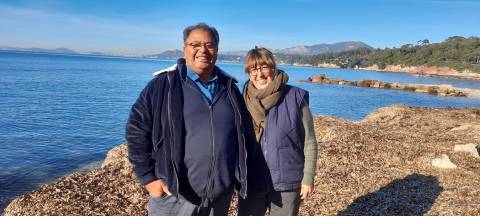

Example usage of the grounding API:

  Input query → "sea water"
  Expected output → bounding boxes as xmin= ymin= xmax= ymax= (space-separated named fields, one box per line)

xmin=1 ymin=51 xmax=479 ymax=210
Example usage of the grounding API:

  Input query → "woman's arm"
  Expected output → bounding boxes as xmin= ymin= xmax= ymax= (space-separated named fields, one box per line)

xmin=301 ymin=102 xmax=318 ymax=186
xmin=300 ymin=102 xmax=318 ymax=199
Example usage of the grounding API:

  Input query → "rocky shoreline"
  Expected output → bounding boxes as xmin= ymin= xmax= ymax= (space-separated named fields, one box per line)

xmin=291 ymin=63 xmax=480 ymax=81
xmin=300 ymin=73 xmax=480 ymax=98
xmin=356 ymin=65 xmax=480 ymax=81
xmin=4 ymin=105 xmax=480 ymax=215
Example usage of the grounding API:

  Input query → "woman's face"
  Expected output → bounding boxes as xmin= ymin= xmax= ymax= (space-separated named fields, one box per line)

xmin=249 ymin=65 xmax=275 ymax=90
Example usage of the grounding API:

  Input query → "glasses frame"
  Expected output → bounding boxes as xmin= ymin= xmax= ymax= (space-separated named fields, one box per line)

xmin=185 ymin=42 xmax=217 ymax=51
xmin=249 ymin=65 xmax=274 ymax=77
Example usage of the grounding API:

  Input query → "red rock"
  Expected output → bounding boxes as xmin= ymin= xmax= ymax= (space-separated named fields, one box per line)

xmin=359 ymin=80 xmax=378 ymax=87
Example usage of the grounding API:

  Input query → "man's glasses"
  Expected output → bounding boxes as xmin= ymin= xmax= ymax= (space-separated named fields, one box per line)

xmin=185 ymin=42 xmax=217 ymax=51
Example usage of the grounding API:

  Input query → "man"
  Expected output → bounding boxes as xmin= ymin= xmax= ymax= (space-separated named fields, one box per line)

xmin=126 ymin=23 xmax=251 ymax=215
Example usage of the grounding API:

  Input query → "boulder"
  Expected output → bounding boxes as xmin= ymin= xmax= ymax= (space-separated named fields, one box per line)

xmin=427 ymin=86 xmax=439 ymax=95
xmin=415 ymin=85 xmax=430 ymax=93
xmin=454 ymin=143 xmax=479 ymax=158
xmin=359 ymin=80 xmax=377 ymax=87
xmin=431 ymin=154 xmax=457 ymax=169
xmin=437 ymin=85 xmax=454 ymax=96
xmin=403 ymin=85 xmax=416 ymax=92
xmin=329 ymin=78 xmax=341 ymax=84
xmin=391 ymin=83 xmax=404 ymax=90
xmin=454 ymin=92 xmax=463 ymax=97
xmin=347 ymin=81 xmax=358 ymax=86
xmin=310 ymin=74 xmax=326 ymax=83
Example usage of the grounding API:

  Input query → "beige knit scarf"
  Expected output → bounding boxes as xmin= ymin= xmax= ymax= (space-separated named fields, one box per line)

xmin=243 ymin=70 xmax=289 ymax=142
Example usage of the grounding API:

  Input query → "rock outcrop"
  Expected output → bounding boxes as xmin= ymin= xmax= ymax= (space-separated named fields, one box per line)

xmin=301 ymin=73 xmax=478 ymax=97
xmin=5 ymin=105 xmax=480 ymax=215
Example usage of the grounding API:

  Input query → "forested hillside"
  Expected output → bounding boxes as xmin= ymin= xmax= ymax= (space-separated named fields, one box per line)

xmin=292 ymin=36 xmax=480 ymax=73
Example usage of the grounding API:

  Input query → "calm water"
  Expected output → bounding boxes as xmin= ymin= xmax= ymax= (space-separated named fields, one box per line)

xmin=1 ymin=51 xmax=480 ymax=210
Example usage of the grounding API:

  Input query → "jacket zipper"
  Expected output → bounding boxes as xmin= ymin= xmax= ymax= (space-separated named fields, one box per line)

xmin=166 ymin=72 xmax=180 ymax=196
xmin=204 ymin=105 xmax=216 ymax=204
xmin=184 ymin=78 xmax=217 ymax=205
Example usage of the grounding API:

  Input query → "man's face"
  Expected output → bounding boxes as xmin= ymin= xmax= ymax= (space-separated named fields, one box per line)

xmin=183 ymin=29 xmax=218 ymax=75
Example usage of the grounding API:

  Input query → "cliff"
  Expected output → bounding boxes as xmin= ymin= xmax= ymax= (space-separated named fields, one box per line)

xmin=5 ymin=105 xmax=480 ymax=215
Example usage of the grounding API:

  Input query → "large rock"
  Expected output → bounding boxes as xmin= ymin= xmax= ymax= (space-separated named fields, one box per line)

xmin=305 ymin=75 xmax=471 ymax=97
xmin=415 ymin=85 xmax=430 ymax=93
xmin=358 ymin=80 xmax=377 ymax=87
xmin=431 ymin=154 xmax=457 ymax=169
xmin=403 ymin=85 xmax=416 ymax=92
xmin=454 ymin=143 xmax=479 ymax=158
xmin=310 ymin=73 xmax=326 ymax=82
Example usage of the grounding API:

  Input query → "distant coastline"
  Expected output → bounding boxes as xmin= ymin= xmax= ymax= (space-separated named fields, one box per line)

xmin=0 ymin=49 xmax=136 ymax=59
xmin=3 ymin=49 xmax=480 ymax=81
xmin=285 ymin=62 xmax=480 ymax=81
xmin=355 ymin=64 xmax=480 ymax=81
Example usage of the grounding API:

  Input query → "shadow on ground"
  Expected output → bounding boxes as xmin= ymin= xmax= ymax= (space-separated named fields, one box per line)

xmin=338 ymin=173 xmax=443 ymax=216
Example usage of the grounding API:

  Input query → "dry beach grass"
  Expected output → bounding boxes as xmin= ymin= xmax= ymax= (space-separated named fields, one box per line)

xmin=4 ymin=105 xmax=480 ymax=215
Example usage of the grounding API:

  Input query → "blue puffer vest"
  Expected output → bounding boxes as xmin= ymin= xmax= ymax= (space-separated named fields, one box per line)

xmin=260 ymin=85 xmax=308 ymax=191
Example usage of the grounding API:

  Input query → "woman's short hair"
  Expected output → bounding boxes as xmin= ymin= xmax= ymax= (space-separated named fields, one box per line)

xmin=244 ymin=46 xmax=276 ymax=74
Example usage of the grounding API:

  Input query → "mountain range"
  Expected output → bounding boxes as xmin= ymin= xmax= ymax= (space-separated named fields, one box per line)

xmin=0 ymin=47 xmax=113 ymax=56
xmin=274 ymin=41 xmax=372 ymax=55
xmin=144 ymin=41 xmax=373 ymax=60
xmin=0 ymin=47 xmax=78 ymax=54
xmin=1 ymin=41 xmax=373 ymax=60
xmin=144 ymin=49 xmax=183 ymax=59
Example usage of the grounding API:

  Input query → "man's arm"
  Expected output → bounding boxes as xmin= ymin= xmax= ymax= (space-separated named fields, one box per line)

xmin=126 ymin=78 xmax=173 ymax=198
xmin=125 ymin=80 xmax=157 ymax=185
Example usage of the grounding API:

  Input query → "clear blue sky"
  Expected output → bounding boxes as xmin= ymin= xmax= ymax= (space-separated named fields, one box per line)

xmin=0 ymin=0 xmax=479 ymax=55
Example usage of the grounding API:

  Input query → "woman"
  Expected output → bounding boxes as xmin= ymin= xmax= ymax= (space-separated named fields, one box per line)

xmin=239 ymin=47 xmax=318 ymax=216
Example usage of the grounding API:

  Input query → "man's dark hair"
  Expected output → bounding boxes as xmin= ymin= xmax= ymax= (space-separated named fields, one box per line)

xmin=183 ymin=23 xmax=220 ymax=46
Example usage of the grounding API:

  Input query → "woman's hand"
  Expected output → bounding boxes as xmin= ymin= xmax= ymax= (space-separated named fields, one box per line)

xmin=300 ymin=184 xmax=313 ymax=200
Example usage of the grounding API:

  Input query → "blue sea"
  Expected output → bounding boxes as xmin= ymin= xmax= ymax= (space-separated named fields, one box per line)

xmin=1 ymin=51 xmax=480 ymax=211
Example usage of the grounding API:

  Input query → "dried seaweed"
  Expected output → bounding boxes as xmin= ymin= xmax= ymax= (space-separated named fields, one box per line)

xmin=5 ymin=105 xmax=480 ymax=215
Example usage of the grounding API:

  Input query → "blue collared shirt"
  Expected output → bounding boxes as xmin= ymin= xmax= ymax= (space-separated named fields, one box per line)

xmin=186 ymin=67 xmax=218 ymax=104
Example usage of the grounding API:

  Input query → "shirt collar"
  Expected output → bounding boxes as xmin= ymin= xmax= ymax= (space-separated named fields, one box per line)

xmin=186 ymin=66 xmax=218 ymax=83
